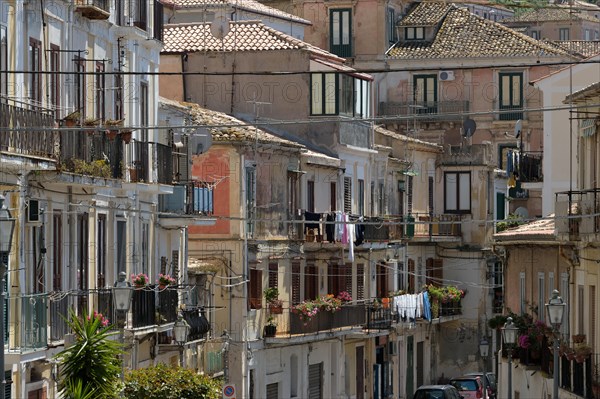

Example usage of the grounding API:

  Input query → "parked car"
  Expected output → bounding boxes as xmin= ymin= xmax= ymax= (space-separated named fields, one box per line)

xmin=449 ymin=376 xmax=485 ymax=399
xmin=413 ymin=384 xmax=463 ymax=399
xmin=464 ymin=372 xmax=497 ymax=399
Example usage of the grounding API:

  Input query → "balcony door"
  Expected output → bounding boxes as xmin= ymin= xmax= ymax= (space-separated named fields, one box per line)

xmin=413 ymin=75 xmax=437 ymax=114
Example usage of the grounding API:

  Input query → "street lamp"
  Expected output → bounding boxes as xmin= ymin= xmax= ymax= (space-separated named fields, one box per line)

xmin=0 ymin=195 xmax=15 ymax=399
xmin=479 ymin=338 xmax=489 ymax=399
xmin=221 ymin=330 xmax=230 ymax=383
xmin=113 ymin=272 xmax=132 ymax=382
xmin=502 ymin=317 xmax=518 ymax=399
xmin=546 ymin=289 xmax=566 ymax=399
xmin=173 ymin=314 xmax=190 ymax=367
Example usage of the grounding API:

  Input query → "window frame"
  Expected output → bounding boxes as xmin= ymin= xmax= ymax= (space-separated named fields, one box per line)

xmin=413 ymin=74 xmax=437 ymax=114
xmin=405 ymin=26 xmax=425 ymax=40
xmin=330 ymin=8 xmax=352 ymax=57
xmin=444 ymin=171 xmax=471 ymax=214
xmin=498 ymin=71 xmax=523 ymax=120
xmin=559 ymin=27 xmax=570 ymax=40
xmin=29 ymin=37 xmax=42 ymax=104
xmin=49 ymin=44 xmax=61 ymax=113
xmin=0 ymin=25 xmax=7 ymax=101
xmin=387 ymin=7 xmax=397 ymax=45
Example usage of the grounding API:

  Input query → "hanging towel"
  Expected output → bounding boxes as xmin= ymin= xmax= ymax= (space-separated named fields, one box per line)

xmin=341 ymin=214 xmax=349 ymax=245
xmin=335 ymin=212 xmax=344 ymax=241
xmin=423 ymin=291 xmax=431 ymax=321
xmin=348 ymin=217 xmax=355 ymax=262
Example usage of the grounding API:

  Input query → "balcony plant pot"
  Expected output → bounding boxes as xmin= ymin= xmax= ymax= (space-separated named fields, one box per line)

xmin=269 ymin=303 xmax=283 ymax=314
xmin=264 ymin=324 xmax=277 ymax=337
xmin=120 ymin=130 xmax=133 ymax=144
xmin=129 ymin=168 xmax=137 ymax=182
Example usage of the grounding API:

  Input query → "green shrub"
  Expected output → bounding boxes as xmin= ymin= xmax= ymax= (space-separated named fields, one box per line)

xmin=123 ymin=363 xmax=222 ymax=399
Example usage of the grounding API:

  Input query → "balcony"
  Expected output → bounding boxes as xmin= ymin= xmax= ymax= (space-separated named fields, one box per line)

xmin=157 ymin=289 xmax=178 ymax=325
xmin=411 ymin=213 xmax=463 ymax=238
xmin=159 ymin=182 xmax=215 ymax=216
xmin=11 ymin=294 xmax=48 ymax=352
xmin=439 ymin=144 xmax=493 ymax=166
xmin=506 ymin=150 xmax=543 ymax=183
xmin=132 ymin=288 xmax=156 ymax=328
xmin=365 ymin=303 xmax=393 ymax=329
xmin=75 ymin=0 xmax=110 ymax=20
xmin=555 ymin=189 xmax=600 ymax=241
xmin=130 ymin=141 xmax=149 ymax=182
xmin=182 ymin=308 xmax=211 ymax=341
xmin=60 ymin=130 xmax=124 ymax=179
xmin=378 ymin=101 xmax=469 ymax=122
xmin=0 ymin=101 xmax=56 ymax=159
xmin=156 ymin=142 xmax=173 ymax=184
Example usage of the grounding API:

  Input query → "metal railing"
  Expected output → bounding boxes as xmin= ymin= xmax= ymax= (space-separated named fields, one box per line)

xmin=157 ymin=289 xmax=178 ymax=325
xmin=412 ymin=213 xmax=463 ymax=237
xmin=76 ymin=0 xmax=109 ymax=11
xmin=288 ymin=304 xmax=367 ymax=334
xmin=132 ymin=288 xmax=156 ymax=328
xmin=378 ymin=101 xmax=469 ymax=121
xmin=0 ymin=102 xmax=56 ymax=158
xmin=11 ymin=294 xmax=48 ymax=351
xmin=156 ymin=142 xmax=173 ymax=184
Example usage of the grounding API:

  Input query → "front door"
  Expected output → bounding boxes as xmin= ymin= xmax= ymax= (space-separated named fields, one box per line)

xmin=406 ymin=336 xmax=414 ymax=399
xmin=356 ymin=346 xmax=365 ymax=399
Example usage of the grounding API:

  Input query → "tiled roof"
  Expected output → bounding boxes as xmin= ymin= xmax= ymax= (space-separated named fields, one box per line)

xmin=503 ymin=6 xmax=600 ymax=23
xmin=162 ymin=0 xmax=311 ymax=25
xmin=494 ymin=216 xmax=556 ymax=241
xmin=178 ymin=101 xmax=303 ymax=147
xmin=564 ymin=81 xmax=600 ymax=103
xmin=162 ymin=21 xmax=341 ymax=60
xmin=387 ymin=3 xmax=572 ymax=59
xmin=543 ymin=40 xmax=600 ymax=58
xmin=398 ymin=2 xmax=453 ymax=26
xmin=374 ymin=125 xmax=443 ymax=150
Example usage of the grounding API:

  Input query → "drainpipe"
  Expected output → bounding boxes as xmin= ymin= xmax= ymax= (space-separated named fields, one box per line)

xmin=181 ymin=53 xmax=188 ymax=102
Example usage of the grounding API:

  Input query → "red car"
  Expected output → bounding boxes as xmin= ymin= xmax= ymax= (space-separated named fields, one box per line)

xmin=449 ymin=376 xmax=486 ymax=399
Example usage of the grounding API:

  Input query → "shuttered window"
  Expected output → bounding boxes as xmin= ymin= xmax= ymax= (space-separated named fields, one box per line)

xmin=358 ymin=179 xmax=365 ymax=216
xmin=428 ymin=176 xmax=434 ymax=213
xmin=307 ymin=181 xmax=315 ymax=213
xmin=344 ymin=263 xmax=353 ymax=297
xmin=538 ymin=272 xmax=545 ymax=322
xmin=53 ymin=212 xmax=62 ymax=291
xmin=4 ymin=370 xmax=11 ymax=399
xmin=407 ymin=176 xmax=413 ymax=215
xmin=305 ymin=263 xmax=318 ymax=300
xmin=249 ymin=269 xmax=263 ymax=309
xmin=292 ymin=262 xmax=301 ymax=304
xmin=308 ymin=362 xmax=323 ymax=399
xmin=344 ymin=177 xmax=352 ymax=213
xmin=519 ymin=272 xmax=526 ymax=314
xmin=377 ymin=262 xmax=388 ymax=298
xmin=426 ymin=258 xmax=443 ymax=286
xmin=330 ymin=182 xmax=337 ymax=212
xmin=591 ymin=285 xmax=596 ymax=348
xmin=268 ymin=262 xmax=278 ymax=289
xmin=356 ymin=263 xmax=365 ymax=300
xmin=266 ymin=383 xmax=279 ymax=399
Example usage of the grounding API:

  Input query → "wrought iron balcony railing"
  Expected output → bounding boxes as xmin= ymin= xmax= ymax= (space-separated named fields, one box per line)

xmin=0 ymin=101 xmax=56 ymax=158
xmin=379 ymin=101 xmax=469 ymax=121
xmin=75 ymin=0 xmax=110 ymax=20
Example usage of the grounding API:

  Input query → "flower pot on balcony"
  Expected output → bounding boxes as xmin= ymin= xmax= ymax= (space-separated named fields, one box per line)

xmin=264 ymin=324 xmax=277 ymax=337
xmin=269 ymin=303 xmax=283 ymax=314
xmin=120 ymin=130 xmax=133 ymax=144
xmin=106 ymin=129 xmax=119 ymax=140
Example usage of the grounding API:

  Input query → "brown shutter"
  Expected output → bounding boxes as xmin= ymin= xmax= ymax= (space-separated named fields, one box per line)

xmin=357 ymin=263 xmax=365 ymax=300
xmin=268 ymin=262 xmax=278 ymax=288
xmin=408 ymin=258 xmax=415 ymax=293
xmin=292 ymin=262 xmax=301 ymax=304
xmin=433 ymin=259 xmax=443 ymax=286
xmin=426 ymin=258 xmax=433 ymax=286
xmin=344 ymin=263 xmax=353 ymax=297
xmin=305 ymin=263 xmax=317 ymax=300
xmin=591 ymin=286 xmax=596 ymax=347
xmin=249 ymin=269 xmax=263 ymax=309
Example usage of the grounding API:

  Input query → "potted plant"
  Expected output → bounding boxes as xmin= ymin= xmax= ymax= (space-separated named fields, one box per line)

xmin=157 ymin=273 xmax=176 ymax=289
xmin=264 ymin=287 xmax=283 ymax=314
xmin=120 ymin=130 xmax=133 ymax=144
xmin=131 ymin=273 xmax=149 ymax=288
xmin=104 ymin=119 xmax=124 ymax=139
xmin=264 ymin=316 xmax=277 ymax=337
xmin=62 ymin=111 xmax=81 ymax=127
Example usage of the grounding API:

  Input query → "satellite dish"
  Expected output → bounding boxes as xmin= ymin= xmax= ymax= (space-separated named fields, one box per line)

xmin=514 ymin=120 xmax=522 ymax=139
xmin=463 ymin=118 xmax=477 ymax=137
xmin=210 ymin=10 xmax=230 ymax=39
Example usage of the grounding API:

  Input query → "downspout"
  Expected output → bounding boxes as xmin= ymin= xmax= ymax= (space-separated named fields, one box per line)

xmin=181 ymin=53 xmax=188 ymax=102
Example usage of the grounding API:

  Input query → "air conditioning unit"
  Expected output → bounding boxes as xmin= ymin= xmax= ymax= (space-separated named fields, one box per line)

xmin=438 ymin=71 xmax=455 ymax=81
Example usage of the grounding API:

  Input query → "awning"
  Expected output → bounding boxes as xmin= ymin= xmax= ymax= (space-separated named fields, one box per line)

xmin=403 ymin=170 xmax=419 ymax=176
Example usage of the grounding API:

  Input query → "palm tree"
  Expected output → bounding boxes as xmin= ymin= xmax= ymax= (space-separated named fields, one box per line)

xmin=55 ymin=308 xmax=123 ymax=398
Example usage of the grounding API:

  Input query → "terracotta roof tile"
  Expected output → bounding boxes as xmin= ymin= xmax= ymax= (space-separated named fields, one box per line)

xmin=503 ymin=7 xmax=600 ymax=23
xmin=163 ymin=0 xmax=311 ymax=25
xmin=387 ymin=3 xmax=572 ymax=59
xmin=374 ymin=125 xmax=443 ymax=149
xmin=163 ymin=21 xmax=341 ymax=60
xmin=398 ymin=2 xmax=453 ymax=26
xmin=180 ymin=102 xmax=303 ymax=147
xmin=494 ymin=216 xmax=556 ymax=240
xmin=543 ymin=40 xmax=600 ymax=58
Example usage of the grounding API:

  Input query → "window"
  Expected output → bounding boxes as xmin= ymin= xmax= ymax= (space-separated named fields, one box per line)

xmin=559 ymin=27 xmax=570 ymax=40
xmin=538 ymin=272 xmax=545 ymax=322
xmin=397 ymin=261 xmax=405 ymax=291
xmin=405 ymin=27 xmax=425 ymax=40
xmin=428 ymin=176 xmax=434 ymax=213
xmin=77 ymin=213 xmax=89 ymax=312
xmin=548 ymin=272 xmax=555 ymax=305
xmin=114 ymin=72 xmax=124 ymax=120
xmin=246 ymin=166 xmax=256 ymax=237
xmin=75 ymin=56 xmax=86 ymax=115
xmin=132 ymin=0 xmax=148 ymax=31
xmin=268 ymin=262 xmax=278 ymax=289
xmin=52 ymin=212 xmax=62 ymax=291
xmin=0 ymin=26 xmax=7 ymax=100
xmin=96 ymin=61 xmax=106 ymax=120
xmin=194 ymin=182 xmax=214 ymax=214
xmin=356 ymin=263 xmax=365 ymax=300
xmin=307 ymin=180 xmax=315 ymax=213
xmin=407 ymin=175 xmax=414 ymax=215
xmin=519 ymin=272 xmax=526 ymax=314
xmin=377 ymin=262 xmax=388 ymax=298
xmin=358 ymin=179 xmax=365 ymax=216
xmin=387 ymin=8 xmax=397 ymax=45
xmin=531 ymin=30 xmax=540 ymax=40
xmin=46 ymin=45 xmax=60 ymax=113
xmin=141 ymin=222 xmax=149 ymax=276
xmin=444 ymin=172 xmax=470 ymax=214
xmin=330 ymin=9 xmax=352 ymax=57
xmin=343 ymin=177 xmax=352 ymax=213
xmin=311 ymin=73 xmax=337 ymax=115
xmin=499 ymin=72 xmax=523 ymax=120
xmin=414 ymin=75 xmax=437 ymax=114
xmin=116 ymin=220 xmax=127 ymax=275
xmin=408 ymin=258 xmax=415 ymax=293
xmin=29 ymin=38 xmax=42 ymax=104
xmin=32 ymin=226 xmax=44 ymax=294
xmin=330 ymin=182 xmax=337 ymax=212
xmin=328 ymin=263 xmax=345 ymax=296
xmin=249 ymin=268 xmax=262 ymax=309
xmin=311 ymin=73 xmax=370 ymax=117
xmin=370 ymin=182 xmax=375 ymax=216
xmin=585 ymin=29 xmax=591 ymax=41
xmin=140 ymin=81 xmax=148 ymax=141
xmin=292 ymin=262 xmax=301 ymax=305
xmin=97 ymin=214 xmax=106 ymax=288
xmin=153 ymin=0 xmax=164 ymax=41
xmin=578 ymin=285 xmax=584 ymax=333
xmin=304 ymin=263 xmax=318 ymax=300
xmin=426 ymin=258 xmax=443 ymax=286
